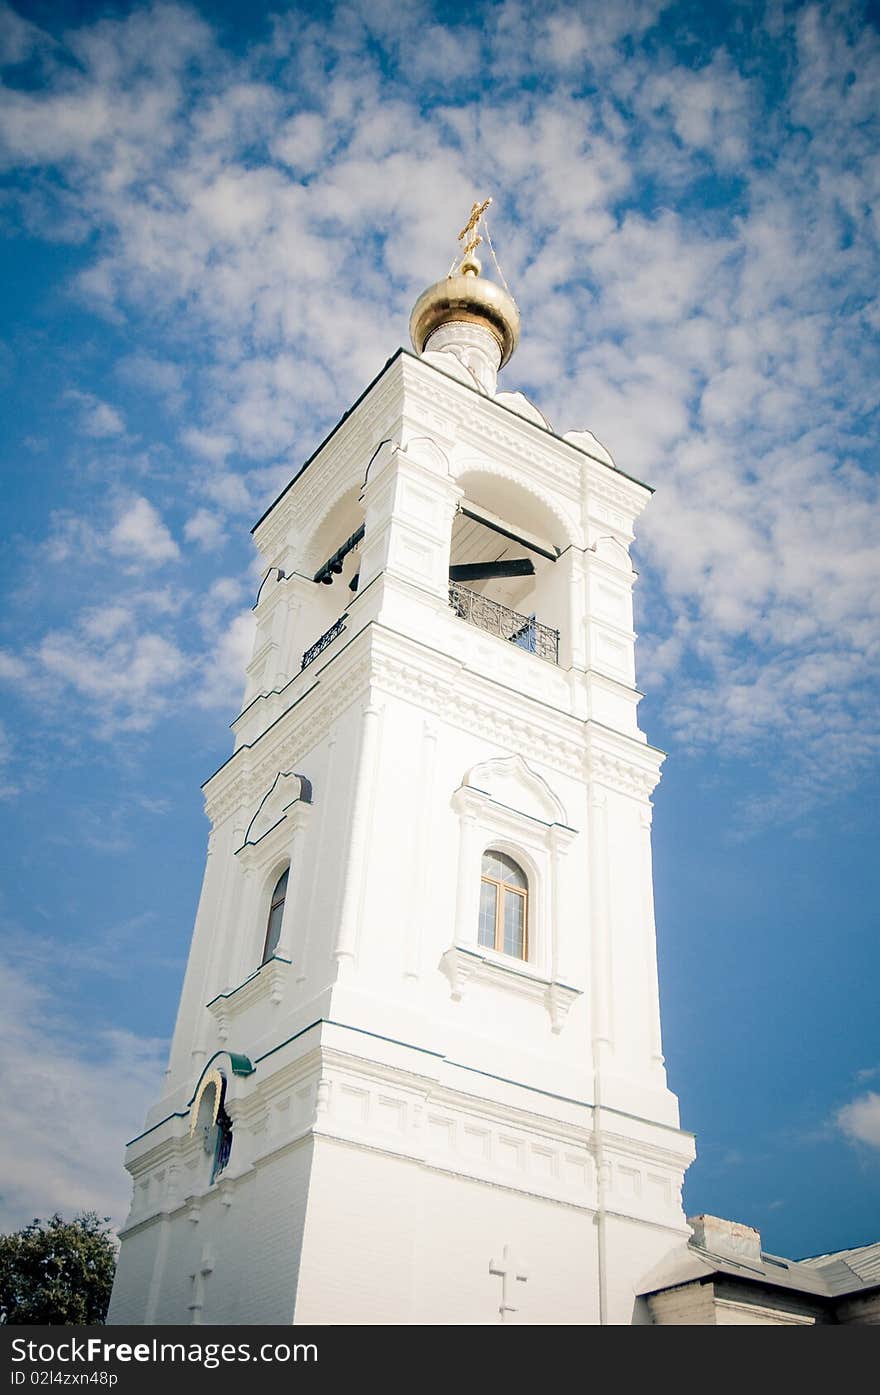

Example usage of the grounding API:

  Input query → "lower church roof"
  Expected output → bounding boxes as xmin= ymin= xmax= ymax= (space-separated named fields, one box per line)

xmin=638 ymin=1222 xmax=880 ymax=1304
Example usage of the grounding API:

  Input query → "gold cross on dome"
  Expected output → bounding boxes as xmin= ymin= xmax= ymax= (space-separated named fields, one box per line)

xmin=458 ymin=197 xmax=492 ymax=258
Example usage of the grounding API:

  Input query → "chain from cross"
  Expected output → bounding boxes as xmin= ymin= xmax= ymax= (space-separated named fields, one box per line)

xmin=458 ymin=197 xmax=492 ymax=259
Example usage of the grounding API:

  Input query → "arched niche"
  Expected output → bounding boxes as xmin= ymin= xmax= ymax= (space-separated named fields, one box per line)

xmin=293 ymin=486 xmax=365 ymax=663
xmin=186 ymin=1051 xmax=255 ymax=1118
xmin=449 ymin=467 xmax=575 ymax=646
xmin=302 ymin=484 xmax=364 ymax=581
xmin=591 ymin=534 xmax=635 ymax=575
xmin=463 ymin=753 xmax=569 ymax=828
xmin=186 ymin=1051 xmax=254 ymax=1184
xmin=240 ymin=770 xmax=313 ymax=850
xmin=454 ymin=466 xmax=573 ymax=550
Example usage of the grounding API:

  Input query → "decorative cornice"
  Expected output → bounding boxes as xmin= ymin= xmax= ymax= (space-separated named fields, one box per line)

xmin=401 ymin=352 xmax=652 ymax=506
xmin=585 ymin=739 xmax=663 ymax=800
xmin=203 ymin=648 xmax=372 ymax=826
xmin=585 ymin=466 xmax=651 ymax=520
xmin=439 ymin=945 xmax=582 ymax=1034
xmin=460 ymin=752 xmax=574 ymax=828
xmin=120 ymin=1031 xmax=692 ymax=1237
xmin=206 ymin=619 xmax=665 ymax=826
xmin=600 ymin=1129 xmax=697 ymax=1173
xmin=370 ymin=641 xmax=586 ymax=779
xmin=547 ymin=981 xmax=582 ymax=1034
xmin=207 ymin=957 xmax=291 ymax=1038
xmin=451 ymin=784 xmax=578 ymax=846
xmin=240 ymin=770 xmax=312 ymax=848
xmin=404 ymin=368 xmax=584 ymax=498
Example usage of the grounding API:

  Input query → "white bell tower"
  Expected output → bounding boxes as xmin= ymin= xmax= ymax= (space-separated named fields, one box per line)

xmin=109 ymin=207 xmax=695 ymax=1326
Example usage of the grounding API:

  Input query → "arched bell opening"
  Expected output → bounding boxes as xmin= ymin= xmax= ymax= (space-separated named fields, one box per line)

xmin=450 ymin=471 xmax=570 ymax=665
xmin=297 ymin=486 xmax=365 ymax=671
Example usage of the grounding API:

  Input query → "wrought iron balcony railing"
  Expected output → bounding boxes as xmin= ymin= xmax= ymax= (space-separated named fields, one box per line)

xmin=301 ymin=613 xmax=347 ymax=671
xmin=448 ymin=582 xmax=559 ymax=665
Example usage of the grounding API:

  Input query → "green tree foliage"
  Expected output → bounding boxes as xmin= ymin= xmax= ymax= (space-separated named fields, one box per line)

xmin=0 ymin=1212 xmax=117 ymax=1325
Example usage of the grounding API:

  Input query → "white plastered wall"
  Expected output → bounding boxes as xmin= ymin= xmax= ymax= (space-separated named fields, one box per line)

xmin=110 ymin=348 xmax=695 ymax=1326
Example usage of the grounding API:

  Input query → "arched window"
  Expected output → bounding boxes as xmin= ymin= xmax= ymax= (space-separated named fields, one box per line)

xmin=479 ymin=851 xmax=528 ymax=959
xmin=262 ymin=867 xmax=288 ymax=963
xmin=191 ymin=1069 xmax=233 ymax=1183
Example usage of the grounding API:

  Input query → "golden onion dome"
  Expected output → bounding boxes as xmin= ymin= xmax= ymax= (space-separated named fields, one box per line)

xmin=409 ymin=205 xmax=520 ymax=368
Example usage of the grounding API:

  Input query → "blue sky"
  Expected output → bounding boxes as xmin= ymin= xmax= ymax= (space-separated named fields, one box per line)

xmin=0 ymin=0 xmax=878 ymax=1261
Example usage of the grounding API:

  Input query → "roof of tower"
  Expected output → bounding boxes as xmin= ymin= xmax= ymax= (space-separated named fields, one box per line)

xmin=409 ymin=197 xmax=520 ymax=367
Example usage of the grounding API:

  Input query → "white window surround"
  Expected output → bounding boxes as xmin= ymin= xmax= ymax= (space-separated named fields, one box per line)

xmin=443 ymin=756 xmax=581 ymax=1032
xmin=206 ymin=955 xmax=291 ymax=1042
xmin=240 ymin=770 xmax=312 ymax=847
xmin=224 ymin=771 xmax=313 ymax=996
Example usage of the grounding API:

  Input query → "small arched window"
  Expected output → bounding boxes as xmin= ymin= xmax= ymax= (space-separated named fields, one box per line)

xmin=479 ymin=851 xmax=528 ymax=959
xmin=212 ymin=1098 xmax=234 ymax=1182
xmin=262 ymin=867 xmax=289 ymax=963
xmin=191 ymin=1070 xmax=233 ymax=1183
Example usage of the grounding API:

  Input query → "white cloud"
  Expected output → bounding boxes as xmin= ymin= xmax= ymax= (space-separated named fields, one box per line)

xmin=196 ymin=608 xmax=255 ymax=712
xmin=0 ymin=649 xmax=27 ymax=681
xmin=184 ymin=507 xmax=226 ymax=549
xmin=0 ymin=0 xmax=877 ymax=824
xmin=203 ymin=471 xmax=253 ymax=514
xmin=0 ymin=952 xmax=166 ymax=1231
xmin=44 ymin=510 xmax=101 ymax=565
xmin=203 ymin=575 xmax=247 ymax=614
xmin=181 ymin=428 xmax=235 ymax=463
xmin=38 ymin=609 xmax=188 ymax=734
xmin=115 ymin=352 xmax=185 ymax=410
xmin=108 ymin=497 xmax=179 ymax=566
xmin=0 ymin=717 xmax=18 ymax=798
xmin=44 ymin=501 xmax=181 ymax=574
xmin=17 ymin=553 xmax=253 ymax=736
xmin=836 ymin=1092 xmax=880 ymax=1150
xmin=633 ymin=51 xmax=754 ymax=167
xmin=0 ymin=2 xmax=50 ymax=67
xmin=80 ymin=605 xmax=132 ymax=642
xmin=130 ymin=585 xmax=187 ymax=616
xmin=64 ymin=389 xmax=126 ymax=438
xmin=270 ymin=109 xmax=330 ymax=172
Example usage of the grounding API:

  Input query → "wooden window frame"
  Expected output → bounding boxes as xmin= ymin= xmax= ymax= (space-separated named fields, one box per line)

xmin=480 ymin=857 xmax=529 ymax=960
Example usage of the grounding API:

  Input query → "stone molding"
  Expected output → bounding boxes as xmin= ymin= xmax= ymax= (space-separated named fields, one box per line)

xmin=450 ymin=451 xmax=581 ymax=547
xmin=439 ymin=945 xmax=582 ymax=1032
xmin=203 ymin=648 xmax=372 ymax=826
xmin=204 ymin=622 xmax=663 ymax=827
xmin=238 ymin=771 xmax=312 ymax=851
xmin=586 ymin=740 xmax=663 ymax=800
xmin=120 ymin=1036 xmax=693 ymax=1240
xmin=206 ymin=957 xmax=292 ymax=1040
